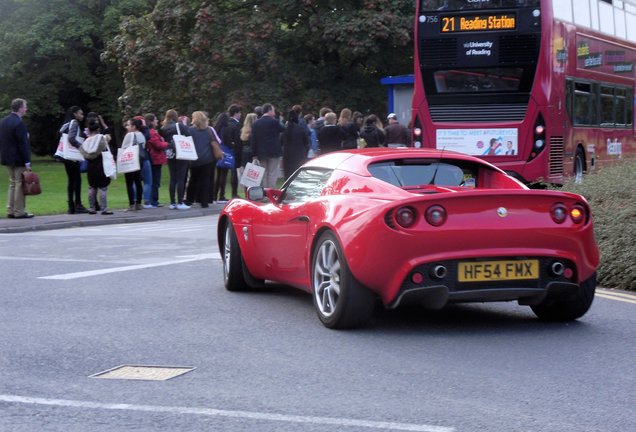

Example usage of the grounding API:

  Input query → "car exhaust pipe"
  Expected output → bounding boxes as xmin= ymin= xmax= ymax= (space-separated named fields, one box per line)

xmin=431 ymin=265 xmax=447 ymax=280
xmin=550 ymin=261 xmax=565 ymax=276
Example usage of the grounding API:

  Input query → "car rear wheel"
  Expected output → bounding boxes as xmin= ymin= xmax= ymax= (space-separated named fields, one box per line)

xmin=531 ymin=273 xmax=596 ymax=321
xmin=311 ymin=231 xmax=375 ymax=329
xmin=223 ymin=221 xmax=249 ymax=291
xmin=574 ymin=148 xmax=585 ymax=184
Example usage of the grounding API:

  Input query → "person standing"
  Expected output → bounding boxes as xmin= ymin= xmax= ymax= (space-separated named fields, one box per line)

xmin=63 ymin=106 xmax=89 ymax=214
xmin=160 ymin=109 xmax=191 ymax=210
xmin=238 ymin=112 xmax=258 ymax=182
xmin=79 ymin=117 xmax=113 ymax=215
xmin=121 ymin=118 xmax=146 ymax=211
xmin=316 ymin=112 xmax=346 ymax=154
xmin=304 ymin=114 xmax=319 ymax=158
xmin=144 ymin=113 xmax=168 ymax=207
xmin=359 ymin=115 xmax=386 ymax=148
xmin=186 ymin=111 xmax=218 ymax=208
xmin=250 ymin=103 xmax=284 ymax=189
xmin=224 ymin=104 xmax=242 ymax=198
xmin=282 ymin=110 xmax=309 ymax=178
xmin=0 ymin=98 xmax=34 ymax=219
xmin=212 ymin=112 xmax=230 ymax=203
xmin=338 ymin=108 xmax=359 ymax=150
xmin=384 ymin=113 xmax=409 ymax=146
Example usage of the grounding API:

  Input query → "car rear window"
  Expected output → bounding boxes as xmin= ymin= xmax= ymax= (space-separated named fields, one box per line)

xmin=368 ymin=159 xmax=478 ymax=188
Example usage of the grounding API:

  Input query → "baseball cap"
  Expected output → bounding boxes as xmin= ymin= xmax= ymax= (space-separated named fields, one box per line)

xmin=387 ymin=113 xmax=397 ymax=120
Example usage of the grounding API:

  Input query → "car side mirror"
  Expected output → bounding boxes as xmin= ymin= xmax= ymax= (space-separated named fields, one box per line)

xmin=246 ymin=186 xmax=264 ymax=201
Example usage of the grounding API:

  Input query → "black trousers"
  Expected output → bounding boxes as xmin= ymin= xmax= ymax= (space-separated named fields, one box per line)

xmin=186 ymin=162 xmax=214 ymax=207
xmin=63 ymin=159 xmax=83 ymax=207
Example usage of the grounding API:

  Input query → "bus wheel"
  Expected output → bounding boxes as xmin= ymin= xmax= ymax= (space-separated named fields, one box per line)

xmin=574 ymin=148 xmax=585 ymax=184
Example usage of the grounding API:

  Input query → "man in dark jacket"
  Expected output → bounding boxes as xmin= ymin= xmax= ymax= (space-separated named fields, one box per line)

xmin=251 ymin=103 xmax=284 ymax=188
xmin=0 ymin=98 xmax=33 ymax=218
xmin=224 ymin=104 xmax=242 ymax=198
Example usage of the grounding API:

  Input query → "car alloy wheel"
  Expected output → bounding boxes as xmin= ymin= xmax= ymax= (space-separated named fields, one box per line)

xmin=311 ymin=231 xmax=376 ymax=329
xmin=313 ymin=239 xmax=341 ymax=318
xmin=222 ymin=221 xmax=249 ymax=291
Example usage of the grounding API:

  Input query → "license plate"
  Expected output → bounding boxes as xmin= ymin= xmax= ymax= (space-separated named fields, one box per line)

xmin=458 ymin=260 xmax=539 ymax=282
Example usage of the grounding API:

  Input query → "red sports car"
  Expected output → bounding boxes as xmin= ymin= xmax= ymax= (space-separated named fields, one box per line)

xmin=218 ymin=148 xmax=599 ymax=329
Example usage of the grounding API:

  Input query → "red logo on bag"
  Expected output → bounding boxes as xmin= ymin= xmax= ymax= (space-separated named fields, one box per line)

xmin=121 ymin=151 xmax=134 ymax=162
xmin=177 ymin=139 xmax=192 ymax=150
xmin=246 ymin=168 xmax=260 ymax=180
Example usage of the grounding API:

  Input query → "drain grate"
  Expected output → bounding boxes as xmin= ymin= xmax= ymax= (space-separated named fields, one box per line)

xmin=90 ymin=365 xmax=195 ymax=381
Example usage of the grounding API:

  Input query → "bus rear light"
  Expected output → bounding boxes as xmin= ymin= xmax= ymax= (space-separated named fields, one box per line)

xmin=528 ymin=114 xmax=547 ymax=162
xmin=414 ymin=127 xmax=422 ymax=137
xmin=551 ymin=203 xmax=567 ymax=224
xmin=396 ymin=206 xmax=417 ymax=228
xmin=570 ymin=205 xmax=585 ymax=224
xmin=425 ymin=205 xmax=447 ymax=227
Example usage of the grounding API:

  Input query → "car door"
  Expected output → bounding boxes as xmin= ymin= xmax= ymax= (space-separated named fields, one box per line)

xmin=251 ymin=168 xmax=332 ymax=286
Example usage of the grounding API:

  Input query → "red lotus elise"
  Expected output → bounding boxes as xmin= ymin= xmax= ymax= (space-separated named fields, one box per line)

xmin=218 ymin=148 xmax=599 ymax=329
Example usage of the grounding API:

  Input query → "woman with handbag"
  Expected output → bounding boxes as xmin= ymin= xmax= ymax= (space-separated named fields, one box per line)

xmin=79 ymin=117 xmax=113 ymax=215
xmin=160 ymin=109 xmax=191 ymax=210
xmin=185 ymin=111 xmax=219 ymax=208
xmin=121 ymin=118 xmax=146 ymax=211
xmin=62 ymin=106 xmax=89 ymax=214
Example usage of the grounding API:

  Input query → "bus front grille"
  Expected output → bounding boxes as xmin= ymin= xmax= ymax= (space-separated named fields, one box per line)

xmin=428 ymin=104 xmax=527 ymax=122
xmin=549 ymin=137 xmax=564 ymax=177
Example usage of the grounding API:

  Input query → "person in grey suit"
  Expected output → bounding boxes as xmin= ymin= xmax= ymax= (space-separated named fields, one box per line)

xmin=0 ymin=98 xmax=33 ymax=218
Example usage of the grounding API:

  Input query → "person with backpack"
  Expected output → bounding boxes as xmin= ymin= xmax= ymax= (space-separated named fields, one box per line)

xmin=359 ymin=115 xmax=386 ymax=148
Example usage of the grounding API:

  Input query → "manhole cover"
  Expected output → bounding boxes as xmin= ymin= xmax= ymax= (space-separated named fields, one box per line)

xmin=90 ymin=365 xmax=195 ymax=381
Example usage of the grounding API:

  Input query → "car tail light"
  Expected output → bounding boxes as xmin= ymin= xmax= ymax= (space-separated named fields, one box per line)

xmin=551 ymin=203 xmax=567 ymax=224
xmin=425 ymin=205 xmax=447 ymax=227
xmin=570 ymin=204 xmax=585 ymax=224
xmin=395 ymin=206 xmax=417 ymax=228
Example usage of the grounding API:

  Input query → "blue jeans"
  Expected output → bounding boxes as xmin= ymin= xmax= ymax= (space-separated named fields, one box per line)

xmin=141 ymin=159 xmax=152 ymax=204
xmin=151 ymin=164 xmax=163 ymax=206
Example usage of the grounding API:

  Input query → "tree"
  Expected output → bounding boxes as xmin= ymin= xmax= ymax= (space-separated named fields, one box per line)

xmin=0 ymin=0 xmax=155 ymax=154
xmin=106 ymin=0 xmax=414 ymax=119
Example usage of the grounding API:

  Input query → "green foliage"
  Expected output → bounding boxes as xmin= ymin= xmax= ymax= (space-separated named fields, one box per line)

xmin=105 ymin=0 xmax=414 ymax=118
xmin=559 ymin=159 xmax=636 ymax=291
xmin=0 ymin=0 xmax=155 ymax=155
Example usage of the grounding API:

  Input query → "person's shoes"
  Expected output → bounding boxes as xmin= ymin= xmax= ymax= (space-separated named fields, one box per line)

xmin=101 ymin=210 xmax=113 ymax=215
xmin=125 ymin=205 xmax=135 ymax=212
xmin=135 ymin=203 xmax=143 ymax=211
xmin=155 ymin=203 xmax=164 ymax=208
xmin=75 ymin=204 xmax=89 ymax=214
xmin=88 ymin=209 xmax=97 ymax=215
xmin=67 ymin=208 xmax=75 ymax=215
xmin=176 ymin=203 xmax=191 ymax=210
xmin=143 ymin=204 xmax=157 ymax=209
xmin=169 ymin=204 xmax=177 ymax=210
xmin=6 ymin=214 xmax=15 ymax=219
xmin=14 ymin=213 xmax=34 ymax=219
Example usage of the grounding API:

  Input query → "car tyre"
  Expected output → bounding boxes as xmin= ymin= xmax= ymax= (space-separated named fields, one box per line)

xmin=223 ymin=221 xmax=249 ymax=291
xmin=574 ymin=148 xmax=585 ymax=184
xmin=311 ymin=231 xmax=375 ymax=329
xmin=531 ymin=273 xmax=596 ymax=321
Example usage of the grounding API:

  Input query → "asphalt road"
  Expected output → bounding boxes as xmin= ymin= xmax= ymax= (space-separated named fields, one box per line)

xmin=0 ymin=217 xmax=634 ymax=432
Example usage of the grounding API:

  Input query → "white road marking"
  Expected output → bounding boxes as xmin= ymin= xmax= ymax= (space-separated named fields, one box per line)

xmin=596 ymin=292 xmax=636 ymax=305
xmin=0 ymin=395 xmax=454 ymax=432
xmin=38 ymin=253 xmax=220 ymax=280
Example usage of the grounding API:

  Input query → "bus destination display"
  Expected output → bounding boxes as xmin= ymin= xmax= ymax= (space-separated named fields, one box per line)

xmin=441 ymin=14 xmax=516 ymax=33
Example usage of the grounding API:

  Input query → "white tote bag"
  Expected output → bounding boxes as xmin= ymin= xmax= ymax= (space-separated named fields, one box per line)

xmin=116 ymin=145 xmax=141 ymax=174
xmin=61 ymin=133 xmax=85 ymax=162
xmin=102 ymin=146 xmax=117 ymax=179
xmin=240 ymin=161 xmax=266 ymax=188
xmin=173 ymin=123 xmax=198 ymax=161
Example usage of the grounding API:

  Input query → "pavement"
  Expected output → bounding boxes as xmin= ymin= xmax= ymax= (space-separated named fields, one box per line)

xmin=0 ymin=203 xmax=225 ymax=234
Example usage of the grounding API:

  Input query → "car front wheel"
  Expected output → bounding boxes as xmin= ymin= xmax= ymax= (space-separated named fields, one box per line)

xmin=311 ymin=231 xmax=375 ymax=329
xmin=531 ymin=273 xmax=596 ymax=321
xmin=223 ymin=221 xmax=249 ymax=291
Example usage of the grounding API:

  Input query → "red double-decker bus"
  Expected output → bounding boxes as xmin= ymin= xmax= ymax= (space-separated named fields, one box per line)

xmin=412 ymin=0 xmax=635 ymax=184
